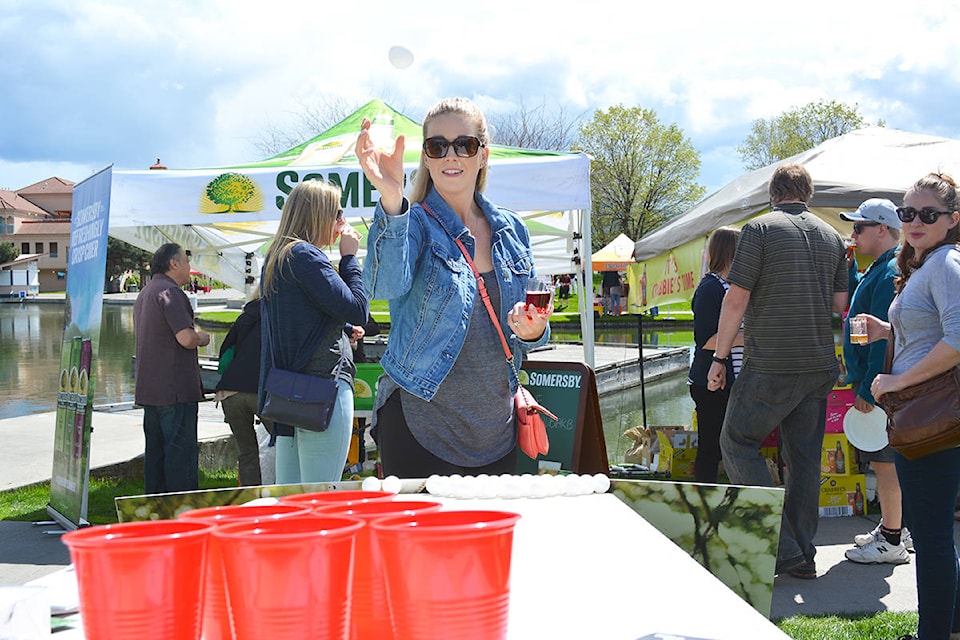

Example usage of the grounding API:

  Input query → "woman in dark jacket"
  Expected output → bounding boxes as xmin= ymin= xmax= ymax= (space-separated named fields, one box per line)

xmin=260 ymin=179 xmax=368 ymax=483
xmin=688 ymin=227 xmax=742 ymax=483
xmin=215 ymin=294 xmax=266 ymax=485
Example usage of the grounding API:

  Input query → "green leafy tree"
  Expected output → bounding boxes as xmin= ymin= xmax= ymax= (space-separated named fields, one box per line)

xmin=575 ymin=105 xmax=706 ymax=249
xmin=737 ymin=100 xmax=882 ymax=171
xmin=0 ymin=242 xmax=19 ymax=264
xmin=104 ymin=237 xmax=151 ymax=291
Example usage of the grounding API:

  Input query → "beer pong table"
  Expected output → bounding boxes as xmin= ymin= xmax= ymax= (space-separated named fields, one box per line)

xmin=44 ymin=493 xmax=788 ymax=639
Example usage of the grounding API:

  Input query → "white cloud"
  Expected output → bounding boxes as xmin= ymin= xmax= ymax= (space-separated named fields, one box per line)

xmin=4 ymin=0 xmax=960 ymax=196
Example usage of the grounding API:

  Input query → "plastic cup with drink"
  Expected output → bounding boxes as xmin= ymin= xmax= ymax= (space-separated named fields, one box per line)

xmin=849 ymin=315 xmax=869 ymax=345
xmin=525 ymin=276 xmax=553 ymax=315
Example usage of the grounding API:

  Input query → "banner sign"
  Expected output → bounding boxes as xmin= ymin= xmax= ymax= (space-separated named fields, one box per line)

xmin=626 ymin=236 xmax=707 ymax=313
xmin=49 ymin=166 xmax=113 ymax=530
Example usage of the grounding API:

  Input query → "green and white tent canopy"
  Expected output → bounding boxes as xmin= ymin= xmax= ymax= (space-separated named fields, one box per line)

xmin=108 ymin=99 xmax=592 ymax=295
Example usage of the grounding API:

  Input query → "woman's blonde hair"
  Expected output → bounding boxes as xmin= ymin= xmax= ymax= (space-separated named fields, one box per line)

xmin=262 ymin=180 xmax=342 ymax=296
xmin=409 ymin=97 xmax=490 ymax=203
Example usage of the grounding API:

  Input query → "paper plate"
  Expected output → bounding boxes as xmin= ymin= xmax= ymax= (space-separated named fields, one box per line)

xmin=843 ymin=406 xmax=888 ymax=452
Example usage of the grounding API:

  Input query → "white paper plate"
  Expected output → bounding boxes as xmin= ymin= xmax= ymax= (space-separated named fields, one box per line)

xmin=843 ymin=406 xmax=888 ymax=452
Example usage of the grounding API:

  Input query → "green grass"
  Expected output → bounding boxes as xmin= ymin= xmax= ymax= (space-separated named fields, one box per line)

xmin=0 ymin=469 xmax=239 ymax=525
xmin=774 ymin=611 xmax=917 ymax=639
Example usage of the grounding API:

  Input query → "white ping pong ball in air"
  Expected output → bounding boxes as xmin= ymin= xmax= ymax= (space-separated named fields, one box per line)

xmin=388 ymin=46 xmax=414 ymax=69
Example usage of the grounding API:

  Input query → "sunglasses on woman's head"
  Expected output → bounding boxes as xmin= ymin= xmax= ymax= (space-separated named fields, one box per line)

xmin=896 ymin=206 xmax=954 ymax=224
xmin=422 ymin=135 xmax=484 ymax=159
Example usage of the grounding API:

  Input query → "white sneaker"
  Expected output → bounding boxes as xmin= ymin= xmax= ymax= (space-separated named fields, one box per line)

xmin=854 ymin=522 xmax=913 ymax=552
xmin=845 ymin=538 xmax=910 ymax=564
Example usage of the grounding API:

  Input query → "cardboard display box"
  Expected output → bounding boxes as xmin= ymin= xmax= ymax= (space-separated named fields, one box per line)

xmin=650 ymin=429 xmax=698 ymax=479
xmin=826 ymin=388 xmax=855 ymax=434
xmin=821 ymin=432 xmax=856 ymax=475
xmin=819 ymin=473 xmax=868 ymax=517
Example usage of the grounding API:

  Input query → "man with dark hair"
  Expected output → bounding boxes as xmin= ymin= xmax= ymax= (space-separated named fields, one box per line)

xmin=708 ymin=163 xmax=848 ymax=580
xmin=134 ymin=243 xmax=210 ymax=493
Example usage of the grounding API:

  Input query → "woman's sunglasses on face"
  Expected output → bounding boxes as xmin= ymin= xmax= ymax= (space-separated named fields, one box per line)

xmin=896 ymin=206 xmax=954 ymax=224
xmin=422 ymin=136 xmax=485 ymax=159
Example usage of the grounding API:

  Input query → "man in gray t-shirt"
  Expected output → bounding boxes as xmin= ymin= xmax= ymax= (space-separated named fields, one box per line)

xmin=708 ymin=163 xmax=848 ymax=580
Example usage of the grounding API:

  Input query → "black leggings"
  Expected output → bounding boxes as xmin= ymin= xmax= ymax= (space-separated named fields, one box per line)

xmin=689 ymin=384 xmax=730 ymax=483
xmin=376 ymin=391 xmax=518 ymax=478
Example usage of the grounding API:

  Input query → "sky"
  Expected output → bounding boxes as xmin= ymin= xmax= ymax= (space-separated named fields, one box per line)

xmin=4 ymin=0 xmax=960 ymax=200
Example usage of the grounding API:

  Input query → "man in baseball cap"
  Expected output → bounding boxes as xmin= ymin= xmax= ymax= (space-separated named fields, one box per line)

xmin=839 ymin=198 xmax=902 ymax=229
xmin=839 ymin=197 xmax=910 ymax=565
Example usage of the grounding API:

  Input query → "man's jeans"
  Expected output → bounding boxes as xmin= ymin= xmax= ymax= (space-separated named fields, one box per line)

xmin=143 ymin=403 xmax=199 ymax=494
xmin=895 ymin=446 xmax=960 ymax=639
xmin=720 ymin=365 xmax=837 ymax=568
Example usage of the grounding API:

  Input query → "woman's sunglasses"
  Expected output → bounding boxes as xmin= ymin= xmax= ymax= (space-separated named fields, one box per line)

xmin=896 ymin=206 xmax=954 ymax=224
xmin=422 ymin=135 xmax=485 ymax=159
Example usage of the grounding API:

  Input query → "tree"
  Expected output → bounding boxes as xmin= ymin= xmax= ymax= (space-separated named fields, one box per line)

xmin=575 ymin=105 xmax=706 ymax=250
xmin=104 ymin=237 xmax=151 ymax=291
xmin=0 ymin=242 xmax=18 ymax=264
xmin=737 ymin=100 xmax=882 ymax=171
xmin=487 ymin=97 xmax=586 ymax=151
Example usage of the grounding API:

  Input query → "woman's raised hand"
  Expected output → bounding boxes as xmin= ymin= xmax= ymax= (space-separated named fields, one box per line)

xmin=355 ymin=117 xmax=406 ymax=216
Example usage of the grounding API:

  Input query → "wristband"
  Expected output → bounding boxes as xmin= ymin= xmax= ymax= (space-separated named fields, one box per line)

xmin=712 ymin=355 xmax=729 ymax=364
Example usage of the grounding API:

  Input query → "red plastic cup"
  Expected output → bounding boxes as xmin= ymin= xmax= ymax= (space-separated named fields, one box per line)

xmin=278 ymin=489 xmax=395 ymax=511
xmin=62 ymin=519 xmax=214 ymax=640
xmin=213 ymin=514 xmax=364 ymax=640
xmin=178 ymin=503 xmax=312 ymax=640
xmin=320 ymin=500 xmax=443 ymax=640
xmin=371 ymin=510 xmax=521 ymax=640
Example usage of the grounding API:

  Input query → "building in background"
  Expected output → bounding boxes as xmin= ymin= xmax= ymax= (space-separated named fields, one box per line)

xmin=0 ymin=177 xmax=74 ymax=292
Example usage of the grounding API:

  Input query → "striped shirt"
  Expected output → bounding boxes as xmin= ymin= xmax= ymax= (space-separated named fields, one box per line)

xmin=726 ymin=205 xmax=847 ymax=373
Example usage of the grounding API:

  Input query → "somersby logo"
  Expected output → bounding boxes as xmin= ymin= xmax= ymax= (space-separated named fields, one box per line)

xmin=199 ymin=172 xmax=265 ymax=214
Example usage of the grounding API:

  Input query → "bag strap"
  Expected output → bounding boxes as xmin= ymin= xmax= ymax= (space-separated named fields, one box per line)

xmin=422 ymin=203 xmax=519 ymax=384
xmin=884 ymin=325 xmax=895 ymax=374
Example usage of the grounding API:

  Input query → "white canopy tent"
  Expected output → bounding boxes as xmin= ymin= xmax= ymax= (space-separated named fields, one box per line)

xmin=634 ymin=127 xmax=960 ymax=262
xmin=106 ymin=100 xmax=600 ymax=364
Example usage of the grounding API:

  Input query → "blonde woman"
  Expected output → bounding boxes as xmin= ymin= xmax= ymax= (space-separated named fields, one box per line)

xmin=259 ymin=180 xmax=368 ymax=483
xmin=356 ymin=97 xmax=550 ymax=478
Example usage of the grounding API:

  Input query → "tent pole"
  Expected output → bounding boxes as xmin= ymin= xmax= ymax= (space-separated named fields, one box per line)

xmin=637 ymin=312 xmax=648 ymax=429
xmin=581 ymin=208 xmax=595 ymax=368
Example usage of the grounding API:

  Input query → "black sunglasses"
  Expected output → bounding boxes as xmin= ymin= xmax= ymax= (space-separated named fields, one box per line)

xmin=852 ymin=222 xmax=879 ymax=234
xmin=422 ymin=135 xmax=485 ymax=159
xmin=896 ymin=206 xmax=954 ymax=224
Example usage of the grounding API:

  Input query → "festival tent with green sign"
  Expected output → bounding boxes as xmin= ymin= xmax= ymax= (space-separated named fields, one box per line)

xmin=106 ymin=99 xmax=601 ymax=361
xmin=626 ymin=127 xmax=960 ymax=313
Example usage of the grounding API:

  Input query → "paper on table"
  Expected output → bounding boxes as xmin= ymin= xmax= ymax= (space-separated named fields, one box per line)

xmin=26 ymin=565 xmax=79 ymax=616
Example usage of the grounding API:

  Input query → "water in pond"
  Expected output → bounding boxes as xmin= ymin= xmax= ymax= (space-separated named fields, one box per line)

xmin=0 ymin=303 xmax=695 ymax=464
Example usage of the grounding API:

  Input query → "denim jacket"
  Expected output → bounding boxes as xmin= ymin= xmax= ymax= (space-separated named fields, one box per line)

xmin=363 ymin=187 xmax=550 ymax=400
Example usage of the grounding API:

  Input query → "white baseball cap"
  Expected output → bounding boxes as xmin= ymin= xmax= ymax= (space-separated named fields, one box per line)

xmin=839 ymin=198 xmax=901 ymax=230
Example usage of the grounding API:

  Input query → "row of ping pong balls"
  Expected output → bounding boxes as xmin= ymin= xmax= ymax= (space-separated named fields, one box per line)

xmin=363 ymin=473 xmax=611 ymax=498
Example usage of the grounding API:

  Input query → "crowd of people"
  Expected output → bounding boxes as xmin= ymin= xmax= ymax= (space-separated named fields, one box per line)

xmin=130 ymin=98 xmax=960 ymax=640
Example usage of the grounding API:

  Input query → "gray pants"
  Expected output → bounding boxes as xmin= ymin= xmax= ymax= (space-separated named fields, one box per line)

xmin=719 ymin=364 xmax=838 ymax=568
xmin=221 ymin=392 xmax=264 ymax=486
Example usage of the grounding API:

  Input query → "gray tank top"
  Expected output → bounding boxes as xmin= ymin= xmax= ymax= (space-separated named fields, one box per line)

xmin=399 ymin=270 xmax=515 ymax=466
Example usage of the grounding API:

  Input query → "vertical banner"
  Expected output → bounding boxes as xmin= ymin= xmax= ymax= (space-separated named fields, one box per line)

xmin=626 ymin=236 xmax=706 ymax=314
xmin=48 ymin=166 xmax=113 ymax=530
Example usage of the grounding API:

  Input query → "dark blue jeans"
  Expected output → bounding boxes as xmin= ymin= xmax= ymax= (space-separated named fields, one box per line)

xmin=895 ymin=446 xmax=960 ymax=640
xmin=143 ymin=403 xmax=199 ymax=494
xmin=719 ymin=365 xmax=837 ymax=568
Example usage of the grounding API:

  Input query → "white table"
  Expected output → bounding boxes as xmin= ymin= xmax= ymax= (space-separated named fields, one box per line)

xmin=416 ymin=493 xmax=789 ymax=640
xmin=32 ymin=493 xmax=789 ymax=640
